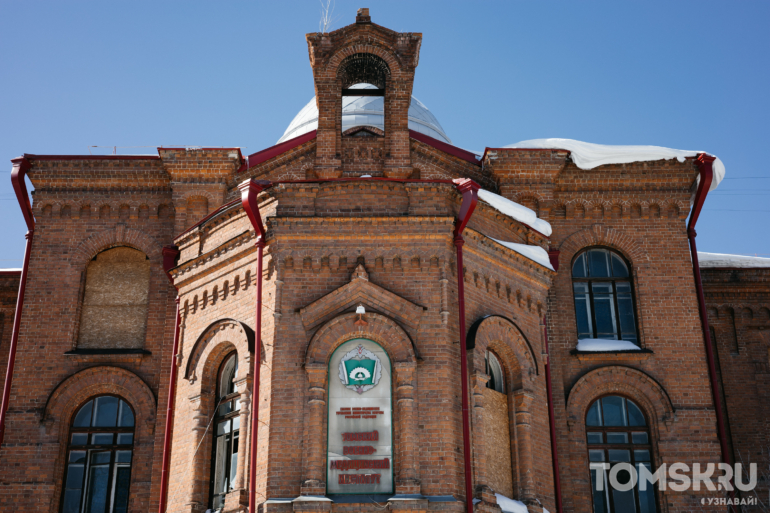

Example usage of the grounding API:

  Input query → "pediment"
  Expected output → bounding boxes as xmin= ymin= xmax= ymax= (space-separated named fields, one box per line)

xmin=299 ymin=264 xmax=425 ymax=332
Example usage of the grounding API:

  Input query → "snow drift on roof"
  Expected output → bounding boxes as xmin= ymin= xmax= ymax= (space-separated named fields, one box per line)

xmin=698 ymin=252 xmax=770 ymax=268
xmin=503 ymin=138 xmax=725 ymax=191
xmin=490 ymin=238 xmax=554 ymax=271
xmin=478 ymin=189 xmax=552 ymax=236
xmin=576 ymin=339 xmax=641 ymax=352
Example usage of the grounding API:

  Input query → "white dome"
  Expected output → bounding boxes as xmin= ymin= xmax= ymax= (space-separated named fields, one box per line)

xmin=277 ymin=84 xmax=452 ymax=144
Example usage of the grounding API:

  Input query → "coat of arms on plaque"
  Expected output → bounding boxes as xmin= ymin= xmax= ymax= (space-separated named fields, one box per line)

xmin=338 ymin=344 xmax=382 ymax=394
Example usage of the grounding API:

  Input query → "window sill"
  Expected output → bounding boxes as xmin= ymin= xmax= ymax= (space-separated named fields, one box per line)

xmin=64 ymin=348 xmax=151 ymax=363
xmin=570 ymin=348 xmax=653 ymax=362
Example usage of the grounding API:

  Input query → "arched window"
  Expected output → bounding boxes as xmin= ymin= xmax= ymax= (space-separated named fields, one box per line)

xmin=586 ymin=396 xmax=657 ymax=513
xmin=210 ymin=353 xmax=240 ymax=510
xmin=485 ymin=350 xmax=505 ymax=393
xmin=61 ymin=396 xmax=135 ymax=513
xmin=572 ymin=248 xmax=638 ymax=344
xmin=78 ymin=247 xmax=150 ymax=349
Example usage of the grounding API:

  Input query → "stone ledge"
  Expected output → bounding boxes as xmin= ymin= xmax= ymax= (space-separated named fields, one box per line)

xmin=570 ymin=348 xmax=654 ymax=361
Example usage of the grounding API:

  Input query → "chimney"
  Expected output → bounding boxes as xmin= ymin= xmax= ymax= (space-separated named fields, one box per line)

xmin=356 ymin=8 xmax=371 ymax=23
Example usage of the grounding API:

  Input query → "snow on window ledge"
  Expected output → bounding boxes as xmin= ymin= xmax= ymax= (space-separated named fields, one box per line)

xmin=494 ymin=494 xmax=530 ymax=513
xmin=575 ymin=338 xmax=642 ymax=352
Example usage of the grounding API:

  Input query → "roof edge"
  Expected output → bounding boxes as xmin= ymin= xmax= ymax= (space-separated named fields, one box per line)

xmin=409 ymin=130 xmax=481 ymax=167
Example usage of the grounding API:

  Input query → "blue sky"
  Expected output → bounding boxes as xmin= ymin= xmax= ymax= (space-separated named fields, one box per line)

xmin=1 ymin=1 xmax=768 ymax=266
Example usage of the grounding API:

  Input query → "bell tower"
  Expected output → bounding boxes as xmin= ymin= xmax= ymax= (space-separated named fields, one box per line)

xmin=306 ymin=8 xmax=422 ymax=178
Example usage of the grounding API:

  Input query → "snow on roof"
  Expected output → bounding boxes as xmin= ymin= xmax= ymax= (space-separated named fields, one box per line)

xmin=495 ymin=494 xmax=529 ymax=513
xmin=576 ymin=339 xmax=641 ymax=352
xmin=0 ymin=268 xmax=22 ymax=272
xmin=478 ymin=189 xmax=552 ymax=236
xmin=503 ymin=138 xmax=725 ymax=191
xmin=278 ymin=84 xmax=452 ymax=144
xmin=698 ymin=252 xmax=770 ymax=268
xmin=490 ymin=238 xmax=554 ymax=271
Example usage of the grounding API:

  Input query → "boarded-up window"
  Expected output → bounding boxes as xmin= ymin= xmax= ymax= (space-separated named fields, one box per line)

xmin=78 ymin=247 xmax=150 ymax=349
xmin=483 ymin=387 xmax=514 ymax=498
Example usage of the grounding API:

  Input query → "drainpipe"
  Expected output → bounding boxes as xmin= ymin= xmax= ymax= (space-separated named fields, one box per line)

xmin=543 ymin=250 xmax=563 ymax=513
xmin=688 ymin=155 xmax=733 ymax=475
xmin=158 ymin=245 xmax=181 ymax=513
xmin=0 ymin=157 xmax=34 ymax=448
xmin=452 ymin=178 xmax=480 ymax=513
xmin=238 ymin=179 xmax=273 ymax=513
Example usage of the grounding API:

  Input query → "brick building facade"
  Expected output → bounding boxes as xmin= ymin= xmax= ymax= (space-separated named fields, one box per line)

xmin=1 ymin=9 xmax=768 ymax=513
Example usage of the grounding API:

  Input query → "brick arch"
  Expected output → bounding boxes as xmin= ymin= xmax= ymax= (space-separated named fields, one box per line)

xmin=184 ymin=318 xmax=255 ymax=381
xmin=468 ymin=315 xmax=538 ymax=390
xmin=177 ymin=189 xmax=219 ymax=206
xmin=43 ymin=365 xmax=157 ymax=438
xmin=566 ymin=365 xmax=675 ymax=431
xmin=305 ymin=312 xmax=417 ymax=366
xmin=556 ymin=224 xmax=646 ymax=270
xmin=73 ymin=224 xmax=163 ymax=265
xmin=325 ymin=43 xmax=404 ymax=77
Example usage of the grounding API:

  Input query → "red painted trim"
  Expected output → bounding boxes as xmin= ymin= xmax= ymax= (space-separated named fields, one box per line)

xmin=157 ymin=245 xmax=181 ymax=513
xmin=243 ymin=131 xmax=317 ymax=172
xmin=543 ymin=315 xmax=563 ymax=513
xmin=452 ymin=178 xmax=480 ymax=513
xmin=688 ymin=155 xmax=734 ymax=509
xmin=237 ymin=179 xmax=273 ymax=513
xmin=0 ymin=157 xmax=35 ymax=448
xmin=409 ymin=130 xmax=481 ymax=167
xmin=22 ymin=153 xmax=159 ymax=161
xmin=0 ymin=271 xmax=22 ymax=276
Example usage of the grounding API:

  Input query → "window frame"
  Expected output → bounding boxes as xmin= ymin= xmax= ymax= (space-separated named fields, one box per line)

xmin=571 ymin=247 xmax=640 ymax=344
xmin=484 ymin=350 xmax=505 ymax=394
xmin=209 ymin=352 xmax=241 ymax=510
xmin=60 ymin=394 xmax=135 ymax=513
xmin=585 ymin=394 xmax=658 ymax=513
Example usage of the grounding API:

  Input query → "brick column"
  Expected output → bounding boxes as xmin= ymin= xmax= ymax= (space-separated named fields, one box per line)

xmin=233 ymin=373 xmax=251 ymax=491
xmin=394 ymin=361 xmax=420 ymax=494
xmin=512 ymin=389 xmax=536 ymax=501
xmin=186 ymin=393 xmax=209 ymax=512
xmin=470 ymin=371 xmax=494 ymax=503
xmin=301 ymin=363 xmax=328 ymax=495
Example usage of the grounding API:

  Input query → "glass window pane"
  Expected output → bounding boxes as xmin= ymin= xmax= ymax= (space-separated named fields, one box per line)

xmin=219 ymin=401 xmax=233 ymax=417
xmin=213 ymin=433 xmax=228 ymax=495
xmin=607 ymin=432 xmax=629 ymax=444
xmin=610 ymin=465 xmax=637 ymax=513
xmin=574 ymin=283 xmax=593 ymax=338
xmin=589 ymin=450 xmax=605 ymax=462
xmin=217 ymin=420 xmax=231 ymax=436
xmin=117 ymin=433 xmax=134 ymax=445
xmin=116 ymin=450 xmax=132 ymax=464
xmin=85 ymin=456 xmax=110 ymax=513
xmin=587 ymin=401 xmax=602 ymax=426
xmin=573 ymin=254 xmax=587 ymax=278
xmin=637 ymin=462 xmax=658 ymax=513
xmin=632 ymin=432 xmax=649 ymax=444
xmin=634 ymin=450 xmax=650 ymax=462
xmin=232 ymin=416 xmax=240 ymax=431
xmin=587 ymin=432 xmax=603 ymax=444
xmin=91 ymin=433 xmax=114 ymax=445
xmin=73 ymin=400 xmax=93 ymax=427
xmin=118 ymin=400 xmax=134 ymax=428
xmin=608 ymin=450 xmax=631 ymax=462
xmin=93 ymin=396 xmax=119 ymax=427
xmin=592 ymin=284 xmax=617 ymax=339
xmin=65 ymin=461 xmax=86 ymax=489
xmin=488 ymin=353 xmax=504 ymax=393
xmin=588 ymin=249 xmax=611 ymax=278
xmin=602 ymin=396 xmax=627 ymax=426
xmin=70 ymin=451 xmax=87 ymax=464
xmin=230 ymin=431 xmax=239 ymax=490
xmin=611 ymin=253 xmax=629 ymax=277
xmin=62 ymin=489 xmax=83 ymax=513
xmin=220 ymin=355 xmax=237 ymax=399
xmin=627 ymin=400 xmax=646 ymax=426
xmin=112 ymin=466 xmax=131 ymax=513
xmin=590 ymin=467 xmax=609 ymax=513
xmin=71 ymin=433 xmax=88 ymax=445
xmin=617 ymin=286 xmax=637 ymax=342
xmin=91 ymin=452 xmax=111 ymax=465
